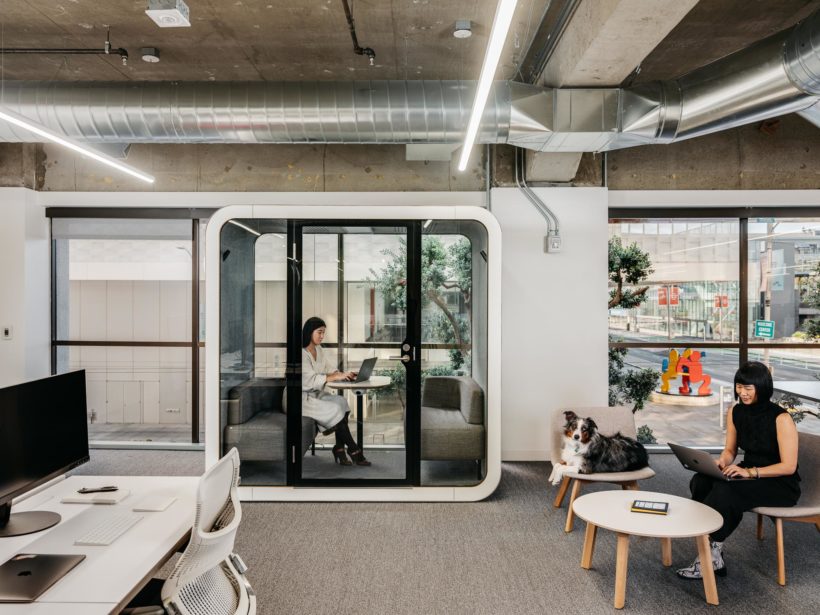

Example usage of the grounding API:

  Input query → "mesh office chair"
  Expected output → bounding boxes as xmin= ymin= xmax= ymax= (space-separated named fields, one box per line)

xmin=124 ymin=447 xmax=256 ymax=615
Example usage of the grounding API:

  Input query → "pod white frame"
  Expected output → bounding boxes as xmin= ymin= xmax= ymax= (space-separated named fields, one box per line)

xmin=205 ymin=204 xmax=501 ymax=501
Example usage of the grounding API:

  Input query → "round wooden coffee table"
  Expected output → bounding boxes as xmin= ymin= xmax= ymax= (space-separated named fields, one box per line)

xmin=572 ymin=490 xmax=723 ymax=609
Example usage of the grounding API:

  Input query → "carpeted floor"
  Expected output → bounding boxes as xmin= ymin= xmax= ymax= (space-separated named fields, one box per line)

xmin=71 ymin=451 xmax=820 ymax=615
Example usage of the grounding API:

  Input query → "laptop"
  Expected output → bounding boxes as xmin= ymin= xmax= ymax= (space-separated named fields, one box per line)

xmin=0 ymin=553 xmax=85 ymax=602
xmin=668 ymin=442 xmax=748 ymax=481
xmin=352 ymin=357 xmax=377 ymax=383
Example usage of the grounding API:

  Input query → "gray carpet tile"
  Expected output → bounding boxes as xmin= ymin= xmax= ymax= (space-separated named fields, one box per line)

xmin=69 ymin=451 xmax=820 ymax=615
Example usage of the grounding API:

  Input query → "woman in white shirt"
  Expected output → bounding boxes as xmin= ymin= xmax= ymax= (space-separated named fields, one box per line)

xmin=302 ymin=317 xmax=371 ymax=466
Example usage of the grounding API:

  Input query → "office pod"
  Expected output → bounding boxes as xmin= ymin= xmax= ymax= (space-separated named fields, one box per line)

xmin=205 ymin=206 xmax=500 ymax=501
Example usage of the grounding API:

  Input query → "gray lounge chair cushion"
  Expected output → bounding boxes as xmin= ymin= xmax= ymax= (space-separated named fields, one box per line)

xmin=421 ymin=406 xmax=485 ymax=460
xmin=422 ymin=376 xmax=484 ymax=425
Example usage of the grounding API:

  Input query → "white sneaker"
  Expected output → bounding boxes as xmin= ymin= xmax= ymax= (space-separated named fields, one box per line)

xmin=676 ymin=541 xmax=727 ymax=580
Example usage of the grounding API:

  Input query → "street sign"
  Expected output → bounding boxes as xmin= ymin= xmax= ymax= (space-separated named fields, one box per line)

xmin=658 ymin=287 xmax=667 ymax=305
xmin=670 ymin=286 xmax=680 ymax=306
xmin=714 ymin=294 xmax=729 ymax=308
xmin=754 ymin=319 xmax=775 ymax=339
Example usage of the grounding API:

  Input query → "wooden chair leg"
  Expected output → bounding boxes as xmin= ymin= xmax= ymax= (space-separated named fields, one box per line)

xmin=620 ymin=481 xmax=639 ymax=491
xmin=565 ymin=480 xmax=582 ymax=533
xmin=775 ymin=518 xmax=786 ymax=586
xmin=756 ymin=514 xmax=764 ymax=540
xmin=696 ymin=534 xmax=719 ymax=605
xmin=553 ymin=476 xmax=571 ymax=508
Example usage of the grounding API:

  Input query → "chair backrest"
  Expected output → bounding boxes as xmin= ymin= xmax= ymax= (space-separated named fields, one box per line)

xmin=550 ymin=406 xmax=635 ymax=465
xmin=422 ymin=376 xmax=484 ymax=425
xmin=227 ymin=378 xmax=285 ymax=424
xmin=162 ymin=448 xmax=248 ymax=614
xmin=797 ymin=431 xmax=820 ymax=507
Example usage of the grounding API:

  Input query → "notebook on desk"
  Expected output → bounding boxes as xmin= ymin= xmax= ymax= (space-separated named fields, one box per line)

xmin=61 ymin=489 xmax=130 ymax=505
xmin=0 ymin=553 xmax=85 ymax=602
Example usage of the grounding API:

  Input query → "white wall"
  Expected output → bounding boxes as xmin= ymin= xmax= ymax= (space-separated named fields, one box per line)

xmin=0 ymin=188 xmax=49 ymax=387
xmin=492 ymin=188 xmax=609 ymax=460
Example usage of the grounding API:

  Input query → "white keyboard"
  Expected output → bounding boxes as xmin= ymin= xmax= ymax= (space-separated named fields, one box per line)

xmin=74 ymin=512 xmax=145 ymax=546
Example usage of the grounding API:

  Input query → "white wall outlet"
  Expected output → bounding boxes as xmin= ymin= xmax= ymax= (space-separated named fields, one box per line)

xmin=545 ymin=235 xmax=562 ymax=253
xmin=2 ymin=326 xmax=12 ymax=340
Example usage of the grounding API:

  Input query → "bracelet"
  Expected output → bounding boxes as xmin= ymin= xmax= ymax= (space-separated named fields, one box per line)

xmin=755 ymin=467 xmax=760 ymax=479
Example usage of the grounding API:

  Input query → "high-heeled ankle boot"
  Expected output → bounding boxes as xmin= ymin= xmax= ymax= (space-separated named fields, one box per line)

xmin=332 ymin=446 xmax=352 ymax=466
xmin=348 ymin=449 xmax=371 ymax=466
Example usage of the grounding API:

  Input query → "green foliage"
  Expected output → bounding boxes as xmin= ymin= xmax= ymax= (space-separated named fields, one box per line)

xmin=801 ymin=261 xmax=820 ymax=309
xmin=608 ymin=237 xmax=654 ymax=309
xmin=371 ymin=365 xmax=457 ymax=410
xmin=621 ymin=369 xmax=660 ymax=412
xmin=608 ymin=237 xmax=658 ymax=413
xmin=803 ymin=318 xmax=820 ymax=340
xmin=636 ymin=424 xmax=657 ymax=445
xmin=369 ymin=235 xmax=472 ymax=371
xmin=775 ymin=393 xmax=820 ymax=424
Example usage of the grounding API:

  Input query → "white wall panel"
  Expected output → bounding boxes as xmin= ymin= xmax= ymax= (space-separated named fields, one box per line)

xmin=80 ymin=281 xmax=107 ymax=339
xmin=143 ymin=380 xmax=160 ymax=424
xmin=133 ymin=281 xmax=160 ymax=341
xmin=106 ymin=281 xmax=133 ymax=340
xmin=123 ymin=381 xmax=142 ymax=423
xmin=106 ymin=381 xmax=124 ymax=423
xmin=86 ymin=380 xmax=107 ymax=425
xmin=491 ymin=188 xmax=609 ymax=460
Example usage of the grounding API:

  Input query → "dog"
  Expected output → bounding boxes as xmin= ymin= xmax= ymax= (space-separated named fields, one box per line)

xmin=548 ymin=411 xmax=649 ymax=485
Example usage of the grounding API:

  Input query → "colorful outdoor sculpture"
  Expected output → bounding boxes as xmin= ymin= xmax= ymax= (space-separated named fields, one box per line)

xmin=660 ymin=348 xmax=713 ymax=396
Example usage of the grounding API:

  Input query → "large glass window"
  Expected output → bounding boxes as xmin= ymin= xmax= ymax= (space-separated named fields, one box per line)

xmin=51 ymin=215 xmax=206 ymax=445
xmin=609 ymin=212 xmax=820 ymax=447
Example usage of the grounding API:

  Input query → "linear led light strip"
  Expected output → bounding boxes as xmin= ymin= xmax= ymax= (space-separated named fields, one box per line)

xmin=457 ymin=0 xmax=518 ymax=172
xmin=0 ymin=106 xmax=155 ymax=184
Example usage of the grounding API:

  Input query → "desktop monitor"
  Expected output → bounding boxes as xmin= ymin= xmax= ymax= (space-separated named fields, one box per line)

xmin=0 ymin=370 xmax=89 ymax=537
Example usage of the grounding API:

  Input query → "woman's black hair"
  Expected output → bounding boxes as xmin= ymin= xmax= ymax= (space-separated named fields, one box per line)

xmin=302 ymin=317 xmax=326 ymax=348
xmin=733 ymin=361 xmax=773 ymax=403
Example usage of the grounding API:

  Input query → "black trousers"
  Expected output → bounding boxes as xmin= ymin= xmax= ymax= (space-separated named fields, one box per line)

xmin=690 ymin=473 xmax=799 ymax=541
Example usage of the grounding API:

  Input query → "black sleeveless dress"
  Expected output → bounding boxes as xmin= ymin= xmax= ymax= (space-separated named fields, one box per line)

xmin=733 ymin=400 xmax=800 ymax=494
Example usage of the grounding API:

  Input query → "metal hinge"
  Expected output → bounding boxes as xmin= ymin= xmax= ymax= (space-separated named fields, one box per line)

xmin=292 ymin=446 xmax=296 ymax=463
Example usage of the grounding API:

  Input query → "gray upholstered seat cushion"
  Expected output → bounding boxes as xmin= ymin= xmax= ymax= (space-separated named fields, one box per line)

xmin=421 ymin=406 xmax=485 ymax=460
xmin=752 ymin=504 xmax=820 ymax=517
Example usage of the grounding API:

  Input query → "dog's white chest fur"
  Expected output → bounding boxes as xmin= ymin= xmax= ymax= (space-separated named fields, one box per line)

xmin=548 ymin=437 xmax=588 ymax=485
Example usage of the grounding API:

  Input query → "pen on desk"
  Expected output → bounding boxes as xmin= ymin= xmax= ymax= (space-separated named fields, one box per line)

xmin=77 ymin=485 xmax=119 ymax=494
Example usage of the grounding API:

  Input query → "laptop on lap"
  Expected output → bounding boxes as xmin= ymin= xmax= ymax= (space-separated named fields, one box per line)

xmin=668 ymin=442 xmax=748 ymax=481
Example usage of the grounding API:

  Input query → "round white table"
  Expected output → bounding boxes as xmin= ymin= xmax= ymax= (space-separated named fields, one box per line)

xmin=572 ymin=490 xmax=723 ymax=609
xmin=326 ymin=375 xmax=392 ymax=449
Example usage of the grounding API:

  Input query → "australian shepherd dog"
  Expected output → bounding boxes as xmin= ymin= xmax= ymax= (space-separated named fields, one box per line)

xmin=548 ymin=411 xmax=649 ymax=485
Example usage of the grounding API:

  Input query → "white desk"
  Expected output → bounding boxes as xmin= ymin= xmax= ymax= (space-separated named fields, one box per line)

xmin=0 ymin=475 xmax=198 ymax=614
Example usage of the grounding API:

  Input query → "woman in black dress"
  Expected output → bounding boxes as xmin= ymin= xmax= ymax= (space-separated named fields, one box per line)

xmin=677 ymin=361 xmax=800 ymax=579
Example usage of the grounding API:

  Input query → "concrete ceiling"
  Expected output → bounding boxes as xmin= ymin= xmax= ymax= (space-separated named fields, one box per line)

xmin=634 ymin=0 xmax=820 ymax=84
xmin=0 ymin=1 xmax=817 ymax=86
xmin=0 ymin=0 xmax=549 ymax=82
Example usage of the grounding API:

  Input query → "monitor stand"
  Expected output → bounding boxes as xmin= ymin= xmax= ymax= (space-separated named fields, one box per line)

xmin=0 ymin=503 xmax=61 ymax=538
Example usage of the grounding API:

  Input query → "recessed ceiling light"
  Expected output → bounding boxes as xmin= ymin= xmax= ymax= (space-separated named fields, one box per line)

xmin=141 ymin=47 xmax=160 ymax=63
xmin=454 ymin=19 xmax=472 ymax=38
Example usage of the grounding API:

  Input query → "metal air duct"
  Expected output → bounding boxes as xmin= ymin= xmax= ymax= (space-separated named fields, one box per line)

xmin=0 ymin=10 xmax=818 ymax=152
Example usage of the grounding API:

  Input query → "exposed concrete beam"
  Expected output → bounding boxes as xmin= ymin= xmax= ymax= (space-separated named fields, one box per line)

xmin=541 ymin=0 xmax=700 ymax=87
xmin=528 ymin=0 xmax=699 ymax=183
